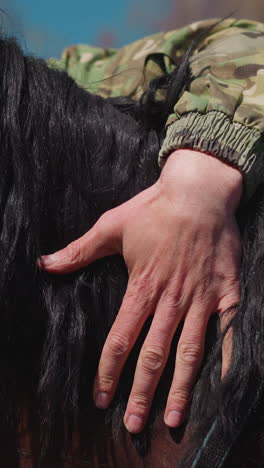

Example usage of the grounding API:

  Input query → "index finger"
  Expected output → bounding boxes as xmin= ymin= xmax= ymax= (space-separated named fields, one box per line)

xmin=93 ymin=280 xmax=157 ymax=409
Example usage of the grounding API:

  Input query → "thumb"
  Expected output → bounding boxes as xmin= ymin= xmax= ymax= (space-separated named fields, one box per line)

xmin=39 ymin=210 xmax=122 ymax=274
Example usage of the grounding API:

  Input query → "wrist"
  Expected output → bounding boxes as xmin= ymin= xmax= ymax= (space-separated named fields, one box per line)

xmin=160 ymin=149 xmax=243 ymax=212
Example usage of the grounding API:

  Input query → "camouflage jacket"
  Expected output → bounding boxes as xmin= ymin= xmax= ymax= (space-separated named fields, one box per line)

xmin=49 ymin=18 xmax=264 ymax=203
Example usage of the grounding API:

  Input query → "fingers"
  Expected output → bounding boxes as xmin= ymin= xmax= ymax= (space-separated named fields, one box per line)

xmin=218 ymin=292 xmax=239 ymax=378
xmin=164 ymin=305 xmax=211 ymax=428
xmin=163 ymin=289 xmax=239 ymax=429
xmin=122 ymin=294 xmax=236 ymax=434
xmin=93 ymin=278 xmax=158 ymax=411
xmin=40 ymin=210 xmax=122 ymax=273
xmin=123 ymin=295 xmax=182 ymax=433
xmin=221 ymin=321 xmax=233 ymax=379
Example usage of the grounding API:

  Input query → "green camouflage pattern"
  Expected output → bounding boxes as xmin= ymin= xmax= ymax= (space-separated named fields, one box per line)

xmin=167 ymin=19 xmax=264 ymax=131
xmin=48 ymin=18 xmax=264 ymax=202
xmin=158 ymin=19 xmax=264 ymax=202
xmin=48 ymin=18 xmax=235 ymax=99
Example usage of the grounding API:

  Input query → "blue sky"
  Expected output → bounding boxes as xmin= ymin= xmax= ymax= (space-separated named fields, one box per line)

xmin=1 ymin=1 xmax=260 ymax=58
xmin=1 ymin=0 xmax=170 ymax=59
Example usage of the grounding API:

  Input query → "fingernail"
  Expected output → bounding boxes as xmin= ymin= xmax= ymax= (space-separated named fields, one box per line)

xmin=126 ymin=415 xmax=143 ymax=433
xmin=41 ymin=254 xmax=58 ymax=267
xmin=165 ymin=410 xmax=183 ymax=427
xmin=95 ymin=392 xmax=110 ymax=409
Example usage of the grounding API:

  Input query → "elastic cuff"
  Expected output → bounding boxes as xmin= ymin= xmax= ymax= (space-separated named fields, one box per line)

xmin=159 ymin=111 xmax=264 ymax=205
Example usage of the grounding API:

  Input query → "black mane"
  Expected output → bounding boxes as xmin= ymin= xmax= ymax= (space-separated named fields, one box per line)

xmin=0 ymin=33 xmax=263 ymax=467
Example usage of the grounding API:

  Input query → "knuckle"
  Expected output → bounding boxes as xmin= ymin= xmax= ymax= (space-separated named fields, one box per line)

xmin=141 ymin=346 xmax=164 ymax=373
xmin=98 ymin=375 xmax=114 ymax=392
xmin=170 ymin=388 xmax=189 ymax=406
xmin=66 ymin=241 xmax=82 ymax=264
xmin=177 ymin=341 xmax=201 ymax=365
xmin=218 ymin=288 xmax=240 ymax=312
xmin=128 ymin=275 xmax=157 ymax=310
xmin=193 ymin=286 xmax=211 ymax=306
xmin=107 ymin=331 xmax=130 ymax=356
xmin=99 ymin=210 xmax=116 ymax=231
xmin=100 ymin=210 xmax=113 ymax=225
xmin=161 ymin=285 xmax=187 ymax=312
xmin=132 ymin=273 xmax=155 ymax=297
xmin=136 ymin=283 xmax=153 ymax=304
xmin=96 ymin=211 xmax=114 ymax=239
xmin=131 ymin=393 xmax=149 ymax=410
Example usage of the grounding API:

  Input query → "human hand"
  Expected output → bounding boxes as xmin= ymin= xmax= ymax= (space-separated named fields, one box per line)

xmin=40 ymin=149 xmax=242 ymax=433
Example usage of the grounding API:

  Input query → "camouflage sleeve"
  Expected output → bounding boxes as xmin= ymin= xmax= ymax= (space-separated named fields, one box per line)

xmin=47 ymin=20 xmax=233 ymax=99
xmin=47 ymin=36 xmax=176 ymax=99
xmin=159 ymin=19 xmax=264 ymax=204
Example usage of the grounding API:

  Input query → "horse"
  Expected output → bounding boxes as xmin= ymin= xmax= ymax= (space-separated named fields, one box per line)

xmin=0 ymin=33 xmax=263 ymax=467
